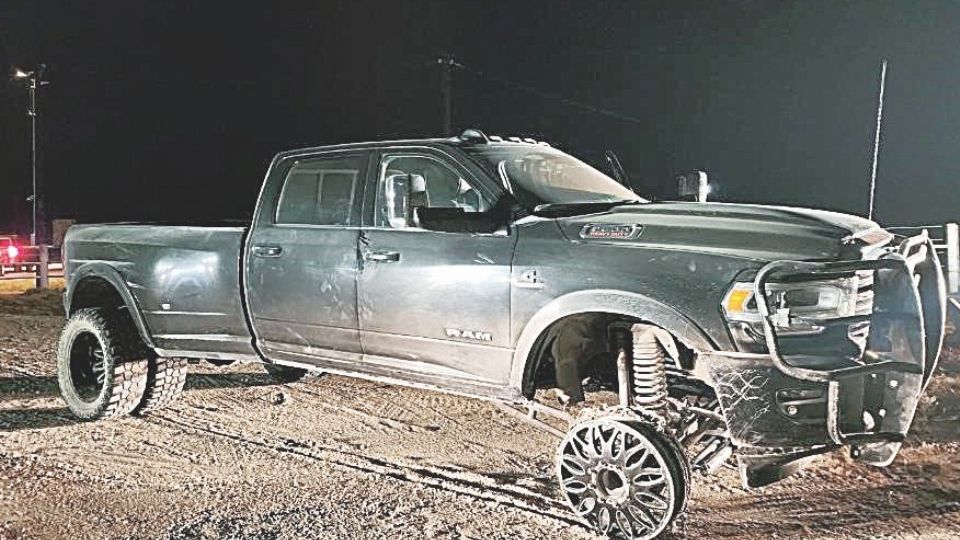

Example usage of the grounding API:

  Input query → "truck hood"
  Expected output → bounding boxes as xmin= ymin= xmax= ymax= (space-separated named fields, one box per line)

xmin=554 ymin=201 xmax=892 ymax=262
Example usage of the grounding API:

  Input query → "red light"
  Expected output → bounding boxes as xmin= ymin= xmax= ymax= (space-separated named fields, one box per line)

xmin=6 ymin=245 xmax=18 ymax=259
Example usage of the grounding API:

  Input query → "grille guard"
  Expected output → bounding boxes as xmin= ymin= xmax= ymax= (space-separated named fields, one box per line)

xmin=750 ymin=231 xmax=946 ymax=445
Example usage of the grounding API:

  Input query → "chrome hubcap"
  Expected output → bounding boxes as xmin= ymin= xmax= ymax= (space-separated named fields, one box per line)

xmin=557 ymin=419 xmax=675 ymax=539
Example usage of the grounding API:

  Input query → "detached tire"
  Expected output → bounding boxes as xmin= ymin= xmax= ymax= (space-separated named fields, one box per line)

xmin=57 ymin=308 xmax=149 ymax=420
xmin=557 ymin=418 xmax=689 ymax=539
xmin=263 ymin=363 xmax=309 ymax=383
xmin=136 ymin=357 xmax=188 ymax=414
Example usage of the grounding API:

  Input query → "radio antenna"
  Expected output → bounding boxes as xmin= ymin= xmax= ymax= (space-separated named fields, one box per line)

xmin=867 ymin=60 xmax=887 ymax=221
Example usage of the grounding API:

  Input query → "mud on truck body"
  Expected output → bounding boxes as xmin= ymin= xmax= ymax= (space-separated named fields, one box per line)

xmin=57 ymin=129 xmax=945 ymax=539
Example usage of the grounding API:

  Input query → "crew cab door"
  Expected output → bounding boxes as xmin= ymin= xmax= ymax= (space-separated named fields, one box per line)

xmin=245 ymin=150 xmax=370 ymax=366
xmin=357 ymin=149 xmax=516 ymax=386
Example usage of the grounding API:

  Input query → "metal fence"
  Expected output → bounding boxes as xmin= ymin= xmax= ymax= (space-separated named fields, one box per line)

xmin=0 ymin=245 xmax=63 ymax=288
xmin=887 ymin=223 xmax=959 ymax=298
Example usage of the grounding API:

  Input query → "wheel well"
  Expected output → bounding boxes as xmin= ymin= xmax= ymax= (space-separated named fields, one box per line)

xmin=69 ymin=276 xmax=127 ymax=316
xmin=520 ymin=312 xmax=695 ymax=399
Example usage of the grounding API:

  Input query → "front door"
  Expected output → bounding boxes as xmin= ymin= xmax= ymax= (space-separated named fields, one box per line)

xmin=358 ymin=151 xmax=516 ymax=386
xmin=246 ymin=150 xmax=370 ymax=367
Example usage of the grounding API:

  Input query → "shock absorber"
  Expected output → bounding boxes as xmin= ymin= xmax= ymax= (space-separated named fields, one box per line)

xmin=629 ymin=324 xmax=669 ymax=417
xmin=614 ymin=330 xmax=633 ymax=408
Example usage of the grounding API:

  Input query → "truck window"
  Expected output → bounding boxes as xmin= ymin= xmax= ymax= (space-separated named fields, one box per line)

xmin=276 ymin=155 xmax=364 ymax=226
xmin=375 ymin=155 xmax=489 ymax=229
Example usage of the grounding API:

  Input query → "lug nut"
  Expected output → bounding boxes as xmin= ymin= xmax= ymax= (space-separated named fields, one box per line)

xmin=888 ymin=379 xmax=899 ymax=389
xmin=786 ymin=405 xmax=799 ymax=416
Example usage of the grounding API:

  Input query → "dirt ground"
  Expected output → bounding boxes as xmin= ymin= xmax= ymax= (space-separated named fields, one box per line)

xmin=1 ymin=290 xmax=959 ymax=539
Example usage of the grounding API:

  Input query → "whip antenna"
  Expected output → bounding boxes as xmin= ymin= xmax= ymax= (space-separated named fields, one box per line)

xmin=868 ymin=60 xmax=887 ymax=221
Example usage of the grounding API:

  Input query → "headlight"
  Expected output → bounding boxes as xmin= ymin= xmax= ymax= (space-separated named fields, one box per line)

xmin=722 ymin=276 xmax=862 ymax=335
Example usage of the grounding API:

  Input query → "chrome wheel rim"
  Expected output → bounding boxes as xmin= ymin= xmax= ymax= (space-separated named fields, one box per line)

xmin=557 ymin=419 xmax=675 ymax=539
xmin=69 ymin=331 xmax=106 ymax=402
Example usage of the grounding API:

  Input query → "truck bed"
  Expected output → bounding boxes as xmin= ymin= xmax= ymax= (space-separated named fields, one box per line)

xmin=64 ymin=223 xmax=257 ymax=361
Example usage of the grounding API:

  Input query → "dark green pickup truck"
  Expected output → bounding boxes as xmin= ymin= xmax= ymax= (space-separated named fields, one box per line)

xmin=56 ymin=130 xmax=945 ymax=539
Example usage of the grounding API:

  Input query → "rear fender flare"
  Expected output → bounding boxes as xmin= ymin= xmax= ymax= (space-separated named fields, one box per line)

xmin=509 ymin=289 xmax=716 ymax=393
xmin=66 ymin=262 xmax=156 ymax=349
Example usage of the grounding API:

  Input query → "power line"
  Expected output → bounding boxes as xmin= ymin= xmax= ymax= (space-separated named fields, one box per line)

xmin=449 ymin=58 xmax=646 ymax=126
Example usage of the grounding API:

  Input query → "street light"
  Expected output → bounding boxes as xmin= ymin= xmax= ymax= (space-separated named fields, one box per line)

xmin=11 ymin=64 xmax=48 ymax=245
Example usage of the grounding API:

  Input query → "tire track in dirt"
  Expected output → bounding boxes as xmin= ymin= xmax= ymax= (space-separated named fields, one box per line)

xmin=290 ymin=385 xmax=443 ymax=434
xmin=148 ymin=411 xmax=587 ymax=529
xmin=273 ymin=379 xmax=559 ymax=480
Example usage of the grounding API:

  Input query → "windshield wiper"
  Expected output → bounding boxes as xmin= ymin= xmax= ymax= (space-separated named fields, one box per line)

xmin=532 ymin=199 xmax=642 ymax=218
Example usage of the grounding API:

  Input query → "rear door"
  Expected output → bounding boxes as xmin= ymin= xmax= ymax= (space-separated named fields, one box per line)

xmin=357 ymin=148 xmax=516 ymax=386
xmin=245 ymin=150 xmax=370 ymax=367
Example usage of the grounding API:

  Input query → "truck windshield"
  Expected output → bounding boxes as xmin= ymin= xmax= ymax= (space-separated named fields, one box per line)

xmin=463 ymin=145 xmax=646 ymax=210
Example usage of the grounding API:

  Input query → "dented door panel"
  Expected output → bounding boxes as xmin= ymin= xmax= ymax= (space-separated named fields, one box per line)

xmin=357 ymin=228 xmax=517 ymax=384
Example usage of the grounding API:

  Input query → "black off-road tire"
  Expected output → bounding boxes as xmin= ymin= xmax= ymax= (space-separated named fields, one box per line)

xmin=57 ymin=308 xmax=150 ymax=420
xmin=136 ymin=357 xmax=189 ymax=414
xmin=263 ymin=363 xmax=309 ymax=383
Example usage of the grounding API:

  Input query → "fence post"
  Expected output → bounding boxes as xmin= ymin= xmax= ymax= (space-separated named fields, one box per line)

xmin=36 ymin=244 xmax=49 ymax=289
xmin=947 ymin=222 xmax=959 ymax=295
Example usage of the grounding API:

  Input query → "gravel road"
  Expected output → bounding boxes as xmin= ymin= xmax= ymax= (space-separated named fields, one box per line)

xmin=1 ymin=290 xmax=958 ymax=539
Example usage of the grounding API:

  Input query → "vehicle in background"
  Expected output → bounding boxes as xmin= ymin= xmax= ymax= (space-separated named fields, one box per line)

xmin=0 ymin=235 xmax=21 ymax=276
xmin=54 ymin=130 xmax=946 ymax=539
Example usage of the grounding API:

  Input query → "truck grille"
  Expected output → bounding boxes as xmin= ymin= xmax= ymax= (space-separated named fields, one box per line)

xmin=854 ymin=270 xmax=874 ymax=316
xmin=849 ymin=270 xmax=875 ymax=350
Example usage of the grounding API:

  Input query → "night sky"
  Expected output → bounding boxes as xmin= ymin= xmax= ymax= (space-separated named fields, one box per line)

xmin=2 ymin=1 xmax=960 ymax=237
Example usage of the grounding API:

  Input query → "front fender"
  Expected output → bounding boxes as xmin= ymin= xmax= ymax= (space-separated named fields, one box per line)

xmin=66 ymin=262 xmax=156 ymax=349
xmin=509 ymin=289 xmax=717 ymax=392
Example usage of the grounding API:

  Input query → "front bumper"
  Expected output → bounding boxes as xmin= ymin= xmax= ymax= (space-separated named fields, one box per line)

xmin=703 ymin=233 xmax=946 ymax=481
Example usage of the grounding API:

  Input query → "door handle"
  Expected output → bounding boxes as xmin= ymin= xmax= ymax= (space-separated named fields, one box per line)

xmin=363 ymin=250 xmax=400 ymax=263
xmin=252 ymin=245 xmax=283 ymax=258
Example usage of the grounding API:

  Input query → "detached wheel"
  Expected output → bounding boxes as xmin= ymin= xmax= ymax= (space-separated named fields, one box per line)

xmin=136 ymin=357 xmax=189 ymax=414
xmin=557 ymin=418 xmax=688 ymax=539
xmin=57 ymin=308 xmax=149 ymax=420
xmin=263 ymin=363 xmax=309 ymax=383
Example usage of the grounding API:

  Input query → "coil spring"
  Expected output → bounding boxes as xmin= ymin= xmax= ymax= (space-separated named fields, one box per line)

xmin=630 ymin=326 xmax=669 ymax=414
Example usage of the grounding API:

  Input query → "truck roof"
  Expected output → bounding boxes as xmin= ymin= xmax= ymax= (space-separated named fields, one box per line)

xmin=276 ymin=129 xmax=551 ymax=159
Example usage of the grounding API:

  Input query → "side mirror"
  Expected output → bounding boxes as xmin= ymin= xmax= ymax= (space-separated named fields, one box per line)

xmin=384 ymin=173 xmax=429 ymax=227
xmin=384 ymin=173 xmax=410 ymax=228
xmin=407 ymin=174 xmax=429 ymax=226
xmin=676 ymin=170 xmax=710 ymax=202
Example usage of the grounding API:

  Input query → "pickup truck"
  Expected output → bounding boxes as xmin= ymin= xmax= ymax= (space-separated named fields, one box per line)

xmin=57 ymin=129 xmax=946 ymax=540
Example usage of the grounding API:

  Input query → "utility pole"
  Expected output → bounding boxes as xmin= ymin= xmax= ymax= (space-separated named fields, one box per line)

xmin=438 ymin=54 xmax=456 ymax=136
xmin=13 ymin=64 xmax=49 ymax=245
